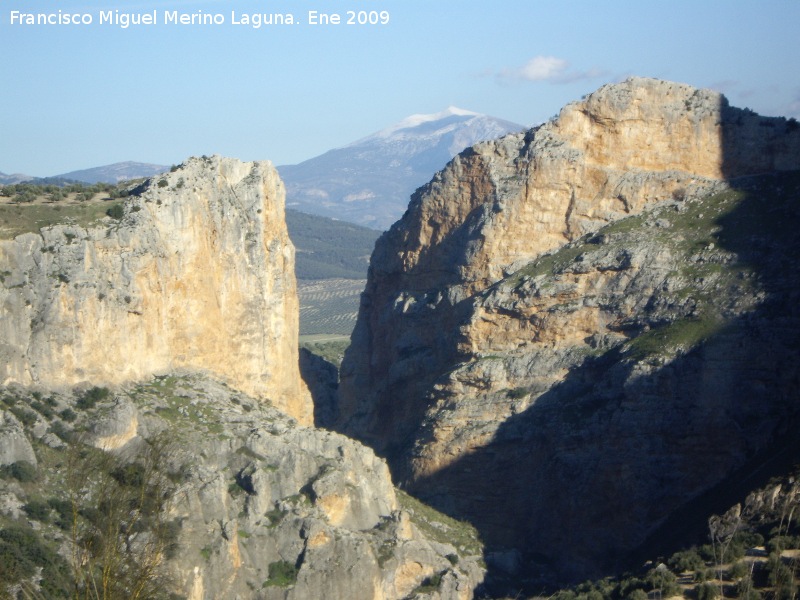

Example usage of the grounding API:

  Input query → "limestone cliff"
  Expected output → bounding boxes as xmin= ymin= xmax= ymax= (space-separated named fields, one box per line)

xmin=0 ymin=375 xmax=484 ymax=599
xmin=0 ymin=156 xmax=311 ymax=424
xmin=337 ymin=78 xmax=800 ymax=585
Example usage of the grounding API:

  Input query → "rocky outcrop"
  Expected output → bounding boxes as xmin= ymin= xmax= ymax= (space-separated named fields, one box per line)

xmin=0 ymin=376 xmax=484 ymax=599
xmin=0 ymin=156 xmax=311 ymax=424
xmin=337 ymin=78 xmax=800 ymax=584
xmin=0 ymin=409 xmax=37 ymax=467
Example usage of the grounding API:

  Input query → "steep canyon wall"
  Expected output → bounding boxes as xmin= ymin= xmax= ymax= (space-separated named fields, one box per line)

xmin=337 ymin=78 xmax=800 ymax=583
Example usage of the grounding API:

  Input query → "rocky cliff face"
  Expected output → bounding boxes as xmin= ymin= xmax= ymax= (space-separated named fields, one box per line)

xmin=337 ymin=78 xmax=800 ymax=584
xmin=0 ymin=156 xmax=311 ymax=424
xmin=0 ymin=376 xmax=484 ymax=599
xmin=0 ymin=155 xmax=486 ymax=599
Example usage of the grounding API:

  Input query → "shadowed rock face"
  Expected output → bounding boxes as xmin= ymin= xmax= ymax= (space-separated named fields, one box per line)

xmin=0 ymin=156 xmax=312 ymax=424
xmin=336 ymin=77 xmax=800 ymax=585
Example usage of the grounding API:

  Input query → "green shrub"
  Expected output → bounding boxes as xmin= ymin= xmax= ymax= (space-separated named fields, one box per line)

xmin=414 ymin=571 xmax=444 ymax=594
xmin=619 ymin=576 xmax=645 ymax=599
xmin=739 ymin=588 xmax=761 ymax=600
xmin=767 ymin=554 xmax=795 ymax=589
xmin=48 ymin=497 xmax=73 ymax=531
xmin=22 ymin=499 xmax=52 ymax=522
xmin=264 ymin=506 xmax=286 ymax=527
xmin=0 ymin=523 xmax=72 ymax=597
xmin=734 ymin=531 xmax=764 ymax=549
xmin=646 ymin=567 xmax=681 ymax=597
xmin=76 ymin=386 xmax=109 ymax=409
xmin=264 ymin=560 xmax=298 ymax=587
xmin=729 ymin=561 xmax=750 ymax=580
xmin=49 ymin=420 xmax=74 ymax=443
xmin=726 ymin=541 xmax=747 ymax=562
xmin=737 ymin=576 xmax=760 ymax=600
xmin=626 ymin=589 xmax=648 ymax=600
xmin=776 ymin=582 xmax=798 ymax=600
xmin=30 ymin=399 xmax=55 ymax=419
xmin=0 ymin=460 xmax=37 ymax=482
xmin=59 ymin=407 xmax=77 ymax=422
xmin=106 ymin=203 xmax=124 ymax=219
xmin=697 ymin=582 xmax=720 ymax=600
xmin=228 ymin=481 xmax=245 ymax=498
xmin=767 ymin=536 xmax=798 ymax=554
xmin=9 ymin=405 xmax=37 ymax=426
xmin=110 ymin=462 xmax=146 ymax=488
xmin=670 ymin=548 xmax=706 ymax=572
xmin=694 ymin=569 xmax=709 ymax=583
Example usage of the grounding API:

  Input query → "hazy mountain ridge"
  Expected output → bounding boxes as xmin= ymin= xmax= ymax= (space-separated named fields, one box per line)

xmin=0 ymin=162 xmax=170 ymax=185
xmin=278 ymin=107 xmax=526 ymax=229
xmin=55 ymin=161 xmax=169 ymax=184
xmin=0 ymin=172 xmax=34 ymax=185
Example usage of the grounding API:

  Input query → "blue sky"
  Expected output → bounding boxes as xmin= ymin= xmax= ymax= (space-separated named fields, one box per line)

xmin=2 ymin=0 xmax=799 ymax=176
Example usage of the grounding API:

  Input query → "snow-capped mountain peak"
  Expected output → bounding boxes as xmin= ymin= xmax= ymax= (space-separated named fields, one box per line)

xmin=367 ymin=106 xmax=482 ymax=140
xmin=279 ymin=108 xmax=526 ymax=229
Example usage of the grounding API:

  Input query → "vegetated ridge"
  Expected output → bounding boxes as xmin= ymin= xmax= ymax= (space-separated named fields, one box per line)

xmin=0 ymin=375 xmax=484 ymax=599
xmin=286 ymin=209 xmax=379 ymax=337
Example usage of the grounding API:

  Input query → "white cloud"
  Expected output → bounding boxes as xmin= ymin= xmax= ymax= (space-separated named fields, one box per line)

xmin=498 ymin=56 xmax=606 ymax=85
xmin=517 ymin=56 xmax=569 ymax=81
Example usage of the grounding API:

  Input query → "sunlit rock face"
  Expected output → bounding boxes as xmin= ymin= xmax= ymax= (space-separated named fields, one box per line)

xmin=0 ymin=156 xmax=312 ymax=424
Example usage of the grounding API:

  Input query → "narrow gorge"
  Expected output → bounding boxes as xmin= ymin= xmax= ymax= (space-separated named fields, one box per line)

xmin=0 ymin=157 xmax=483 ymax=599
xmin=2 ymin=77 xmax=800 ymax=599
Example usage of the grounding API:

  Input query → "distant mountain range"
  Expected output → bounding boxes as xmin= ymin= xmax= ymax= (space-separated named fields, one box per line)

xmin=3 ymin=108 xmax=525 ymax=230
xmin=278 ymin=107 xmax=526 ymax=230
xmin=0 ymin=171 xmax=35 ymax=185
xmin=0 ymin=162 xmax=170 ymax=185
xmin=55 ymin=161 xmax=169 ymax=183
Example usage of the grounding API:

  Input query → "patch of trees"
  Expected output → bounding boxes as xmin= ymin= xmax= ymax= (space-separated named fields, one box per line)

xmin=0 ymin=181 xmax=132 ymax=203
xmin=0 ymin=433 xmax=181 ymax=599
xmin=546 ymin=479 xmax=800 ymax=600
